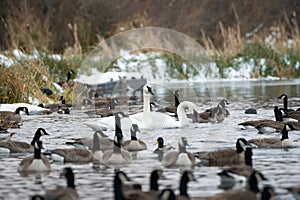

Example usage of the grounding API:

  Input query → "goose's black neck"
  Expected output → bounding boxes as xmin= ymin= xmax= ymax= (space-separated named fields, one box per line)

xmin=283 ymin=96 xmax=288 ymax=111
xmin=248 ymin=173 xmax=260 ymax=193
xmin=150 ymin=171 xmax=160 ymax=191
xmin=179 ymin=144 xmax=186 ymax=154
xmin=244 ymin=147 xmax=253 ymax=167
xmin=66 ymin=170 xmax=76 ymax=189
xmin=274 ymin=106 xmax=282 ymax=121
xmin=281 ymin=127 xmax=289 ymax=141
xmin=114 ymin=173 xmax=125 ymax=200
xmin=236 ymin=139 xmax=246 ymax=154
xmin=179 ymin=173 xmax=190 ymax=197
xmin=130 ymin=129 xmax=137 ymax=141
xmin=33 ymin=142 xmax=42 ymax=159
xmin=174 ymin=92 xmax=180 ymax=107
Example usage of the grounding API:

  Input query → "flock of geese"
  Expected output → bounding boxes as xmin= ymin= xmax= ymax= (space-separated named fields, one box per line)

xmin=0 ymin=83 xmax=300 ymax=199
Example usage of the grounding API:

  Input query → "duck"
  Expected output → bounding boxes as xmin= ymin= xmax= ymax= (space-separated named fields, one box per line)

xmin=194 ymin=138 xmax=249 ymax=166
xmin=217 ymin=147 xmax=254 ymax=187
xmin=44 ymin=131 xmax=103 ymax=163
xmin=44 ymin=167 xmax=80 ymax=200
xmin=0 ymin=128 xmax=49 ymax=153
xmin=0 ymin=103 xmax=50 ymax=115
xmin=102 ymin=113 xmax=131 ymax=165
xmin=278 ymin=93 xmax=295 ymax=112
xmin=66 ymin=130 xmax=114 ymax=151
xmin=248 ymin=123 xmax=296 ymax=148
xmin=17 ymin=140 xmax=51 ymax=173
xmin=162 ymin=137 xmax=196 ymax=167
xmin=207 ymin=170 xmax=272 ymax=200
xmin=156 ymin=90 xmax=180 ymax=116
xmin=0 ymin=106 xmax=29 ymax=125
xmin=153 ymin=137 xmax=175 ymax=153
xmin=122 ymin=124 xmax=147 ymax=151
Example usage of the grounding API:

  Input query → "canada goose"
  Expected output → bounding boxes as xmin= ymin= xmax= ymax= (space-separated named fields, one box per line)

xmin=56 ymin=69 xmax=75 ymax=87
xmin=44 ymin=167 xmax=80 ymax=200
xmin=157 ymin=90 xmax=180 ymax=116
xmin=162 ymin=137 xmax=196 ymax=167
xmin=114 ymin=171 xmax=133 ymax=200
xmin=18 ymin=140 xmax=51 ymax=173
xmin=217 ymin=147 xmax=254 ymax=186
xmin=0 ymin=106 xmax=29 ymax=125
xmin=83 ymin=98 xmax=117 ymax=118
xmin=205 ymin=99 xmax=230 ymax=116
xmin=195 ymin=138 xmax=249 ymax=166
xmin=0 ymin=132 xmax=15 ymax=143
xmin=0 ymin=128 xmax=49 ymax=153
xmin=66 ymin=130 xmax=114 ymax=151
xmin=102 ymin=113 xmax=131 ymax=165
xmin=46 ymin=131 xmax=103 ymax=163
xmin=122 ymin=124 xmax=147 ymax=151
xmin=207 ymin=170 xmax=270 ymax=200
xmin=0 ymin=103 xmax=50 ymax=115
xmin=287 ymin=186 xmax=300 ymax=200
xmin=159 ymin=171 xmax=195 ymax=200
xmin=238 ymin=106 xmax=288 ymax=133
xmin=278 ymin=93 xmax=295 ymax=112
xmin=279 ymin=108 xmax=300 ymax=122
xmin=40 ymin=96 xmax=70 ymax=113
xmin=102 ymin=131 xmax=131 ymax=165
xmin=248 ymin=123 xmax=296 ymax=148
xmin=122 ymin=169 xmax=164 ymax=199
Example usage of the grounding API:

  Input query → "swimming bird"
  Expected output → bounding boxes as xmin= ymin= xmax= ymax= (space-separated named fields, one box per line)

xmin=56 ymin=69 xmax=75 ymax=87
xmin=44 ymin=131 xmax=104 ymax=163
xmin=217 ymin=147 xmax=254 ymax=187
xmin=18 ymin=140 xmax=51 ymax=173
xmin=194 ymin=138 xmax=249 ymax=166
xmin=44 ymin=167 xmax=80 ymax=200
xmin=0 ymin=103 xmax=50 ymax=115
xmin=248 ymin=123 xmax=296 ymax=148
xmin=153 ymin=137 xmax=175 ymax=153
xmin=278 ymin=93 xmax=295 ymax=112
xmin=122 ymin=124 xmax=147 ymax=151
xmin=0 ymin=128 xmax=49 ymax=153
xmin=122 ymin=169 xmax=164 ymax=199
xmin=0 ymin=106 xmax=29 ymax=125
xmin=162 ymin=137 xmax=196 ymax=167
xmin=279 ymin=108 xmax=300 ymax=122
xmin=157 ymin=90 xmax=180 ymax=116
xmin=66 ymin=130 xmax=114 ymax=151
xmin=238 ymin=106 xmax=288 ymax=133
xmin=102 ymin=113 xmax=131 ymax=165
xmin=160 ymin=171 xmax=195 ymax=200
xmin=85 ymin=85 xmax=197 ymax=130
xmin=207 ymin=170 xmax=271 ymax=200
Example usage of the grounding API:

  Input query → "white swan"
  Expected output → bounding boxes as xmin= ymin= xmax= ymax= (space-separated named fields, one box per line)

xmin=84 ymin=84 xmax=197 ymax=130
xmin=0 ymin=103 xmax=50 ymax=115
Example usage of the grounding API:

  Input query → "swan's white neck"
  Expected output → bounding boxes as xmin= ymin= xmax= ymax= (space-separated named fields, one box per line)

xmin=177 ymin=101 xmax=198 ymax=127
xmin=143 ymin=93 xmax=151 ymax=114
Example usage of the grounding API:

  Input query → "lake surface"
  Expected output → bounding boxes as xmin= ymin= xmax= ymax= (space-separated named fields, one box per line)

xmin=0 ymin=79 xmax=300 ymax=199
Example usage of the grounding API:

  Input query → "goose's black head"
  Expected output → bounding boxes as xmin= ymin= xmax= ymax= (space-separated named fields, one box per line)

xmin=15 ymin=107 xmax=29 ymax=115
xmin=220 ymin=99 xmax=229 ymax=107
xmin=248 ymin=170 xmax=267 ymax=193
xmin=278 ymin=94 xmax=287 ymax=99
xmin=61 ymin=167 xmax=76 ymax=189
xmin=31 ymin=128 xmax=49 ymax=145
xmin=159 ymin=189 xmax=176 ymax=200
xmin=236 ymin=138 xmax=249 ymax=153
xmin=284 ymin=123 xmax=297 ymax=131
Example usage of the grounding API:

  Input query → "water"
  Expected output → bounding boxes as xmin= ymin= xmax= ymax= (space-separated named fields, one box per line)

xmin=1 ymin=79 xmax=300 ymax=199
